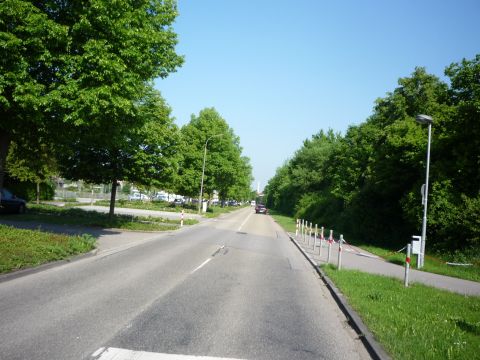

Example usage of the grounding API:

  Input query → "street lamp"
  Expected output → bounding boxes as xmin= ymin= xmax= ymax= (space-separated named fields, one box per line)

xmin=198 ymin=134 xmax=223 ymax=213
xmin=416 ymin=114 xmax=433 ymax=268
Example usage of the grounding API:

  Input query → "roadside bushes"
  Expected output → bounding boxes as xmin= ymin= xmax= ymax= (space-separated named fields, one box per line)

xmin=265 ymin=56 xmax=480 ymax=258
xmin=3 ymin=176 xmax=54 ymax=202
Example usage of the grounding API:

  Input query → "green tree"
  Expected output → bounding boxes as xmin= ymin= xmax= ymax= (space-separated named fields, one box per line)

xmin=1 ymin=1 xmax=183 ymax=213
xmin=57 ymin=87 xmax=180 ymax=216
xmin=0 ymin=0 xmax=67 ymax=190
xmin=178 ymin=108 xmax=252 ymax=204
xmin=6 ymin=129 xmax=57 ymax=203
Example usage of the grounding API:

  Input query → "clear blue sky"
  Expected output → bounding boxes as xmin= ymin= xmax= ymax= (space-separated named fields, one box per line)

xmin=155 ymin=0 xmax=480 ymax=191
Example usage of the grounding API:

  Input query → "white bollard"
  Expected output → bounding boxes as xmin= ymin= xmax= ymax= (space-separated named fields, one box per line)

xmin=301 ymin=219 xmax=305 ymax=241
xmin=180 ymin=210 xmax=184 ymax=227
xmin=295 ymin=219 xmax=299 ymax=237
xmin=319 ymin=226 xmax=324 ymax=257
xmin=404 ymin=243 xmax=411 ymax=287
xmin=303 ymin=220 xmax=308 ymax=242
xmin=309 ymin=222 xmax=313 ymax=246
xmin=337 ymin=234 xmax=344 ymax=270
xmin=313 ymin=224 xmax=318 ymax=251
xmin=327 ymin=230 xmax=333 ymax=263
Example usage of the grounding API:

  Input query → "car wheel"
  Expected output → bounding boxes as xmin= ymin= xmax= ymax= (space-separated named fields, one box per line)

xmin=18 ymin=204 xmax=26 ymax=214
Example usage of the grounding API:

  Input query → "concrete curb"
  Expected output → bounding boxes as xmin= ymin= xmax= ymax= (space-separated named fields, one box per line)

xmin=288 ymin=233 xmax=391 ymax=360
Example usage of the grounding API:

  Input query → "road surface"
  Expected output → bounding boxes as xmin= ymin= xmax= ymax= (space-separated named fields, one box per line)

xmin=0 ymin=207 xmax=371 ymax=360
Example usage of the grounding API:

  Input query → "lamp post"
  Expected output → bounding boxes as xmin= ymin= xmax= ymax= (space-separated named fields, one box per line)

xmin=416 ymin=114 xmax=433 ymax=268
xmin=198 ymin=134 xmax=223 ymax=213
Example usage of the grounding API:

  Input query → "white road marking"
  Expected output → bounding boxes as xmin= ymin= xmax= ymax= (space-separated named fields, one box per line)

xmin=237 ymin=211 xmax=253 ymax=232
xmin=92 ymin=347 xmax=105 ymax=357
xmin=91 ymin=347 xmax=244 ymax=359
xmin=190 ymin=258 xmax=212 ymax=274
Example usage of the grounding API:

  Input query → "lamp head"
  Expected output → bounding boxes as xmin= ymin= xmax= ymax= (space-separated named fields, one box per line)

xmin=416 ymin=114 xmax=433 ymax=125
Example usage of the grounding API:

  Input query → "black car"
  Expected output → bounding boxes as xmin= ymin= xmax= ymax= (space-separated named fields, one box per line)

xmin=255 ymin=204 xmax=268 ymax=214
xmin=173 ymin=198 xmax=184 ymax=206
xmin=0 ymin=188 xmax=27 ymax=214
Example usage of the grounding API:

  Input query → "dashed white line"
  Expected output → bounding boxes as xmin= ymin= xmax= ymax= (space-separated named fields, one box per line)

xmin=237 ymin=211 xmax=253 ymax=232
xmin=190 ymin=258 xmax=213 ymax=274
xmin=91 ymin=347 xmax=244 ymax=359
xmin=91 ymin=347 xmax=105 ymax=357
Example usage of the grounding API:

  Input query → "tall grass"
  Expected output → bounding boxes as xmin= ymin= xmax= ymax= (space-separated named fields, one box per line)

xmin=323 ymin=266 xmax=480 ymax=359
xmin=0 ymin=225 xmax=95 ymax=273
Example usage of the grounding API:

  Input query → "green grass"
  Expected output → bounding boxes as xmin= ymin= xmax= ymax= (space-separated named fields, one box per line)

xmin=12 ymin=204 xmax=194 ymax=231
xmin=323 ymin=266 xmax=480 ymax=360
xmin=361 ymin=245 xmax=480 ymax=283
xmin=269 ymin=211 xmax=297 ymax=232
xmin=92 ymin=199 xmax=199 ymax=213
xmin=203 ymin=205 xmax=245 ymax=218
xmin=0 ymin=224 xmax=96 ymax=274
xmin=85 ymin=199 xmax=247 ymax=219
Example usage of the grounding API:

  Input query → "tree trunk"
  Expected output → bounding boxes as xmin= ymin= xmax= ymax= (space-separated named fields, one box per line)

xmin=109 ymin=179 xmax=117 ymax=218
xmin=0 ymin=130 xmax=11 ymax=191
xmin=36 ymin=181 xmax=40 ymax=204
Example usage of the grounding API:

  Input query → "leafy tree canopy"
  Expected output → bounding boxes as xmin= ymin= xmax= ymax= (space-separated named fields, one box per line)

xmin=177 ymin=108 xmax=252 ymax=201
xmin=265 ymin=55 xmax=480 ymax=257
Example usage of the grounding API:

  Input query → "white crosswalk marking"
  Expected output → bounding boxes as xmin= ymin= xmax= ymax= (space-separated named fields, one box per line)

xmin=91 ymin=347 xmax=245 ymax=360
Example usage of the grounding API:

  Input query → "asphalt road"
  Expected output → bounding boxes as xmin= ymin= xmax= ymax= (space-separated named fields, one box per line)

xmin=0 ymin=207 xmax=371 ymax=360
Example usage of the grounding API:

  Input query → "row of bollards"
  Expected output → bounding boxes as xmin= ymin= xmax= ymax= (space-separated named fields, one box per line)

xmin=295 ymin=219 xmax=415 ymax=287
xmin=295 ymin=219 xmax=344 ymax=270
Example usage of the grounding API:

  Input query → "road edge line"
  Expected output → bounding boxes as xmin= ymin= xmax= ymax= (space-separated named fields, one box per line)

xmin=287 ymin=233 xmax=391 ymax=360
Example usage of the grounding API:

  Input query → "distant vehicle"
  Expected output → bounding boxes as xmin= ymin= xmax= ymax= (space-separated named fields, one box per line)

xmin=128 ymin=192 xmax=149 ymax=201
xmin=154 ymin=193 xmax=169 ymax=202
xmin=173 ymin=198 xmax=184 ymax=206
xmin=255 ymin=204 xmax=268 ymax=214
xmin=0 ymin=188 xmax=26 ymax=214
xmin=250 ymin=200 xmax=256 ymax=206
xmin=228 ymin=200 xmax=239 ymax=206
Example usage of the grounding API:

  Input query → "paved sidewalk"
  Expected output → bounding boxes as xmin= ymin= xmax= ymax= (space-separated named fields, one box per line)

xmin=291 ymin=232 xmax=480 ymax=296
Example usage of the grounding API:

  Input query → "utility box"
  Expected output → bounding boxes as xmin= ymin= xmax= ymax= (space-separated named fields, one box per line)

xmin=411 ymin=235 xmax=421 ymax=255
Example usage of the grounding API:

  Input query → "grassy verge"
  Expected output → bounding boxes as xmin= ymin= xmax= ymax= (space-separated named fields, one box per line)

xmin=79 ymin=200 xmax=248 ymax=219
xmin=323 ymin=266 xmax=480 ymax=359
xmin=269 ymin=211 xmax=297 ymax=232
xmin=10 ymin=204 xmax=195 ymax=231
xmin=361 ymin=245 xmax=480 ymax=283
xmin=204 ymin=205 xmax=246 ymax=218
xmin=0 ymin=224 xmax=96 ymax=274
xmin=91 ymin=199 xmax=199 ymax=213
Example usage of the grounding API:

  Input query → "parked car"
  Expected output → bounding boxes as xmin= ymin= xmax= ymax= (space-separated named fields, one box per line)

xmin=154 ymin=193 xmax=169 ymax=202
xmin=255 ymin=204 xmax=268 ymax=214
xmin=173 ymin=198 xmax=184 ymax=206
xmin=0 ymin=188 xmax=26 ymax=214
xmin=128 ymin=192 xmax=149 ymax=201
